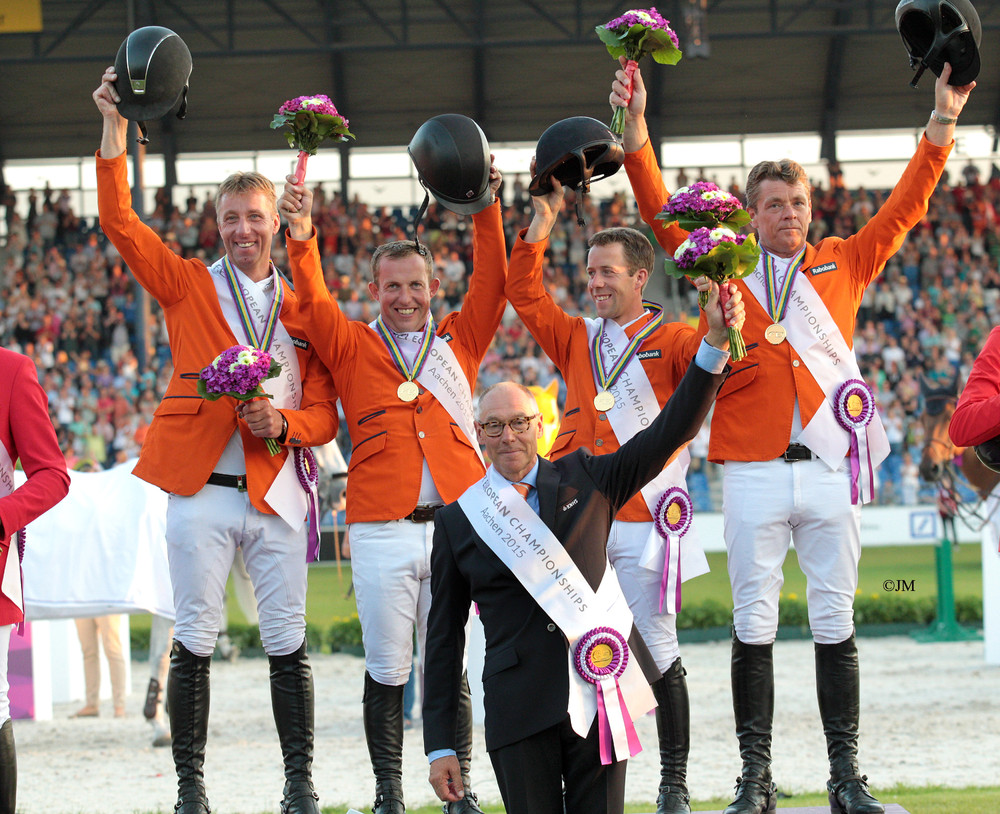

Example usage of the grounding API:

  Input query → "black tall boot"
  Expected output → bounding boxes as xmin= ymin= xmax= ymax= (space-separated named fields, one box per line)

xmin=447 ymin=672 xmax=484 ymax=814
xmin=815 ymin=635 xmax=884 ymax=814
xmin=0 ymin=718 xmax=16 ymax=814
xmin=650 ymin=658 xmax=691 ymax=814
xmin=270 ymin=641 xmax=320 ymax=814
xmin=363 ymin=672 xmax=405 ymax=814
xmin=723 ymin=636 xmax=776 ymax=814
xmin=168 ymin=641 xmax=212 ymax=814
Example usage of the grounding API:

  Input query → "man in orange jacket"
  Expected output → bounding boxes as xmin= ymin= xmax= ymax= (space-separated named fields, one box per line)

xmin=279 ymin=139 xmax=506 ymax=814
xmin=94 ymin=68 xmax=339 ymax=814
xmin=611 ymin=58 xmax=975 ymax=814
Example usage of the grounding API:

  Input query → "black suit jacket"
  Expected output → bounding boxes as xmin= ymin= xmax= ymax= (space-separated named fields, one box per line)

xmin=423 ymin=358 xmax=726 ymax=754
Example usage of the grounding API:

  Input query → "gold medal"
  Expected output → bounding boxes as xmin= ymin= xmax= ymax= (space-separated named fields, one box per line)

xmin=397 ymin=381 xmax=419 ymax=402
xmin=764 ymin=323 xmax=787 ymax=345
xmin=593 ymin=390 xmax=615 ymax=412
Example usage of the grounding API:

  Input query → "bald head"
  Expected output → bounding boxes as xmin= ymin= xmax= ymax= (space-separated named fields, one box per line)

xmin=476 ymin=382 xmax=543 ymax=482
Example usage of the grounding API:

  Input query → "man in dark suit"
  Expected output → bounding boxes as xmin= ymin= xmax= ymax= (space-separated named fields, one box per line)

xmin=422 ymin=286 xmax=738 ymax=814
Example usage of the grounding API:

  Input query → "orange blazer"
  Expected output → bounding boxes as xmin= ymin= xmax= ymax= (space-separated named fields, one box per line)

xmin=284 ymin=201 xmax=507 ymax=523
xmin=97 ymin=152 xmax=339 ymax=515
xmin=505 ymin=230 xmax=701 ymax=521
xmin=627 ymin=135 xmax=951 ymax=463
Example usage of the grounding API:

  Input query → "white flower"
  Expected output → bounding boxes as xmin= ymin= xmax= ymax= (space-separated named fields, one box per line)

xmin=675 ymin=186 xmax=691 ymax=196
xmin=634 ymin=11 xmax=655 ymax=24
xmin=674 ymin=238 xmax=694 ymax=260
xmin=709 ymin=226 xmax=737 ymax=242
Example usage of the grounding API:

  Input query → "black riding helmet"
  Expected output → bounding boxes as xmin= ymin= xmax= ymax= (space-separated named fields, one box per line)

xmin=896 ymin=0 xmax=981 ymax=87
xmin=529 ymin=116 xmax=624 ymax=197
xmin=114 ymin=26 xmax=192 ymax=144
xmin=976 ymin=437 xmax=1000 ymax=473
xmin=408 ymin=114 xmax=493 ymax=215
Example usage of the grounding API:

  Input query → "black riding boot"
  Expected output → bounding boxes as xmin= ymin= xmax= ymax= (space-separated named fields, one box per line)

xmin=270 ymin=641 xmax=321 ymax=814
xmin=363 ymin=672 xmax=405 ymax=814
xmin=168 ymin=641 xmax=212 ymax=814
xmin=447 ymin=671 xmax=484 ymax=814
xmin=723 ymin=636 xmax=776 ymax=814
xmin=651 ymin=658 xmax=691 ymax=814
xmin=0 ymin=718 xmax=16 ymax=814
xmin=816 ymin=635 xmax=884 ymax=814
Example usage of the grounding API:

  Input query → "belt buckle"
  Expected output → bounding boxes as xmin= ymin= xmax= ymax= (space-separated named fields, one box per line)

xmin=236 ymin=474 xmax=247 ymax=492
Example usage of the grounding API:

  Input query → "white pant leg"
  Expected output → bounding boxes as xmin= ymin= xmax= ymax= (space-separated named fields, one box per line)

xmin=231 ymin=547 xmax=260 ymax=626
xmin=723 ymin=460 xmax=796 ymax=645
xmin=608 ymin=520 xmax=679 ymax=673
xmin=350 ymin=519 xmax=433 ymax=686
xmin=788 ymin=460 xmax=861 ymax=645
xmin=238 ymin=502 xmax=310 ymax=657
xmin=0 ymin=624 xmax=10 ymax=724
xmin=166 ymin=488 xmax=242 ymax=657
xmin=149 ymin=614 xmax=174 ymax=684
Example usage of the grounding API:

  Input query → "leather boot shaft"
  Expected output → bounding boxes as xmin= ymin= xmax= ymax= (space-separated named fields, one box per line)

xmin=815 ymin=635 xmax=884 ymax=814
xmin=168 ymin=640 xmax=212 ymax=814
xmin=0 ymin=718 xmax=16 ymax=814
xmin=363 ymin=672 xmax=405 ymax=814
xmin=269 ymin=641 xmax=320 ymax=814
xmin=724 ymin=636 xmax=776 ymax=814
xmin=650 ymin=658 xmax=691 ymax=814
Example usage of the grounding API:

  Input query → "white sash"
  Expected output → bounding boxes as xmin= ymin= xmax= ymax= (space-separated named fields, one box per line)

xmin=0 ymin=439 xmax=23 ymax=613
xmin=458 ymin=468 xmax=655 ymax=760
xmin=368 ymin=321 xmax=485 ymax=467
xmin=743 ymin=265 xmax=889 ymax=470
xmin=210 ymin=258 xmax=307 ymax=529
xmin=583 ymin=318 xmax=708 ymax=585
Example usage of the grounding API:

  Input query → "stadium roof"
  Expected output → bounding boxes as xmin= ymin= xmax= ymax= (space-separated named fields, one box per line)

xmin=2 ymin=0 xmax=1000 ymax=165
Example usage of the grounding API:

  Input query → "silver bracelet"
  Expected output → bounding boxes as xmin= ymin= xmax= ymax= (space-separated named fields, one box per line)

xmin=930 ymin=109 xmax=957 ymax=125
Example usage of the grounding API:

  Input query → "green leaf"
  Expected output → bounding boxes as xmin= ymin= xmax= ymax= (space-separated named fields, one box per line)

xmin=662 ymin=258 xmax=689 ymax=280
xmin=721 ymin=210 xmax=751 ymax=229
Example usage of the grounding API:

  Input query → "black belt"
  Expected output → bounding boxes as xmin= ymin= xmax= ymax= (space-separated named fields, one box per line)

xmin=780 ymin=443 xmax=815 ymax=462
xmin=207 ymin=473 xmax=247 ymax=492
xmin=405 ymin=505 xmax=441 ymax=523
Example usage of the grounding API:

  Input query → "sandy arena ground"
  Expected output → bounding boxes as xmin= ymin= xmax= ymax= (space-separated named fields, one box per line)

xmin=14 ymin=635 xmax=999 ymax=813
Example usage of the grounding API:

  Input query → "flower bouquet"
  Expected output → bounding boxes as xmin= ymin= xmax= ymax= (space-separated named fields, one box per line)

xmin=198 ymin=345 xmax=284 ymax=456
xmin=665 ymin=226 xmax=759 ymax=361
xmin=270 ymin=94 xmax=354 ymax=184
xmin=596 ymin=8 xmax=682 ymax=135
xmin=655 ymin=181 xmax=749 ymax=233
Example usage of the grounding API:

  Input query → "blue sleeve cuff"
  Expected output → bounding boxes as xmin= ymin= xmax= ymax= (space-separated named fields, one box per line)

xmin=428 ymin=748 xmax=457 ymax=764
xmin=695 ymin=337 xmax=730 ymax=374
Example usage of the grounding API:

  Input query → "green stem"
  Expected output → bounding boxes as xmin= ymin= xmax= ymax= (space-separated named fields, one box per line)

xmin=729 ymin=326 xmax=747 ymax=362
xmin=610 ymin=105 xmax=626 ymax=136
xmin=266 ymin=438 xmax=281 ymax=457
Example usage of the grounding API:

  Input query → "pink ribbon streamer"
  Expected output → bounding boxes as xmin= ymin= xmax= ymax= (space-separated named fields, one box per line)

xmin=295 ymin=448 xmax=321 ymax=562
xmin=595 ymin=678 xmax=643 ymax=765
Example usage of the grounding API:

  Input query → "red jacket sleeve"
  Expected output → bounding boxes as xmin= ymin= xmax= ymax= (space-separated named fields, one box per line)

xmin=950 ymin=326 xmax=1000 ymax=446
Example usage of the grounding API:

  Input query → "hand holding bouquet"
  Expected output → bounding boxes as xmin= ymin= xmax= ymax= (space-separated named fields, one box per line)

xmin=198 ymin=345 xmax=284 ymax=456
xmin=270 ymin=94 xmax=354 ymax=184
xmin=596 ymin=8 xmax=682 ymax=134
xmin=665 ymin=226 xmax=759 ymax=361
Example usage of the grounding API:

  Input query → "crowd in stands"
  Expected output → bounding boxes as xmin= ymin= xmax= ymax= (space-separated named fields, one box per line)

xmin=4 ymin=156 xmax=1000 ymax=511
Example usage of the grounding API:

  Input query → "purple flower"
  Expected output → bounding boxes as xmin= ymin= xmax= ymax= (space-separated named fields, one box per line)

xmin=199 ymin=345 xmax=276 ymax=396
xmin=663 ymin=182 xmax=741 ymax=220
xmin=673 ymin=226 xmax=747 ymax=270
xmin=277 ymin=94 xmax=347 ymax=125
xmin=604 ymin=8 xmax=680 ymax=49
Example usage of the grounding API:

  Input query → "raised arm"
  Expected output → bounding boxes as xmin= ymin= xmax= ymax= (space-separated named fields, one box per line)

xmin=950 ymin=327 xmax=1000 ymax=446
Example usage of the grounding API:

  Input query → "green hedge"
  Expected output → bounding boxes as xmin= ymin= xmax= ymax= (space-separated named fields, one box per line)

xmin=129 ymin=594 xmax=985 ymax=654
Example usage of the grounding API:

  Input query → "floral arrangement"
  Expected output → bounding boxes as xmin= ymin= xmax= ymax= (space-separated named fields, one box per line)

xmin=665 ymin=226 xmax=760 ymax=361
xmin=270 ymin=94 xmax=354 ymax=183
xmin=655 ymin=181 xmax=749 ymax=233
xmin=198 ymin=345 xmax=284 ymax=455
xmin=596 ymin=8 xmax=682 ymax=134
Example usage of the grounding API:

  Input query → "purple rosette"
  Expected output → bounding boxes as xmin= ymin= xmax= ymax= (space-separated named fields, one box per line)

xmin=574 ymin=626 xmax=629 ymax=685
xmin=654 ymin=487 xmax=691 ymax=614
xmin=834 ymin=379 xmax=876 ymax=504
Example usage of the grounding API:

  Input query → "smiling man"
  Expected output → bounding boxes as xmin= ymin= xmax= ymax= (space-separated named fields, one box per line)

xmin=280 ymin=141 xmax=506 ymax=814
xmin=422 ymin=317 xmax=728 ymax=814
xmin=94 ymin=68 xmax=340 ymax=814
xmin=612 ymin=57 xmax=976 ymax=814
xmin=503 ymin=176 xmax=743 ymax=814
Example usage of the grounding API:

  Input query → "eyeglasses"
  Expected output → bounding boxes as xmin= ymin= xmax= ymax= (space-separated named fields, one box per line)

xmin=477 ymin=414 xmax=540 ymax=437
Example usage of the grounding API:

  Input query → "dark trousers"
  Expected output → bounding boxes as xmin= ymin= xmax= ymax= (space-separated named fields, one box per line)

xmin=488 ymin=716 xmax=626 ymax=814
